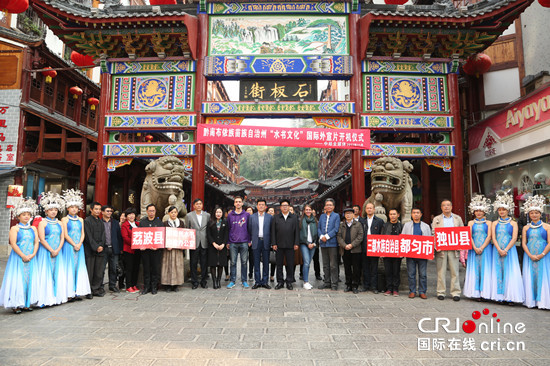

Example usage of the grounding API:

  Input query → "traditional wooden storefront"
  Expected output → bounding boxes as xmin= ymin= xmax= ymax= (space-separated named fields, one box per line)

xmin=31 ymin=0 xmax=534 ymax=218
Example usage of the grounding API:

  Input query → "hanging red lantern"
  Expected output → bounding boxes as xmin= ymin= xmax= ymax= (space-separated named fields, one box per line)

xmin=463 ymin=53 xmax=492 ymax=77
xmin=87 ymin=97 xmax=99 ymax=111
xmin=539 ymin=0 xmax=550 ymax=7
xmin=69 ymin=86 xmax=83 ymax=99
xmin=384 ymin=0 xmax=407 ymax=4
xmin=41 ymin=67 xmax=57 ymax=84
xmin=70 ymin=51 xmax=95 ymax=67
xmin=0 ymin=0 xmax=29 ymax=14
xmin=150 ymin=0 xmax=177 ymax=4
xmin=145 ymin=134 xmax=154 ymax=142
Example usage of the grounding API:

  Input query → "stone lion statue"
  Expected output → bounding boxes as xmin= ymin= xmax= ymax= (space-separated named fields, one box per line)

xmin=362 ymin=157 xmax=413 ymax=223
xmin=140 ymin=156 xmax=187 ymax=220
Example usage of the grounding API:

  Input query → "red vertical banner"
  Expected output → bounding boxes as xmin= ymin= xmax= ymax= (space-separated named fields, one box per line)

xmin=131 ymin=227 xmax=165 ymax=249
xmin=434 ymin=227 xmax=472 ymax=251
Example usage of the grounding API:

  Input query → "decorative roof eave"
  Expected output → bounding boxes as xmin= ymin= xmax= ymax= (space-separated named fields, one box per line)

xmin=31 ymin=1 xmax=198 ymax=60
xmin=359 ymin=0 xmax=534 ymax=60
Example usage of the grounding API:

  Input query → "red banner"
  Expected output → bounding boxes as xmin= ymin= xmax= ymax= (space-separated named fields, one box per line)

xmin=197 ymin=124 xmax=370 ymax=149
xmin=434 ymin=227 xmax=472 ymax=251
xmin=367 ymin=234 xmax=435 ymax=259
xmin=131 ymin=227 xmax=165 ymax=250
xmin=165 ymin=227 xmax=196 ymax=250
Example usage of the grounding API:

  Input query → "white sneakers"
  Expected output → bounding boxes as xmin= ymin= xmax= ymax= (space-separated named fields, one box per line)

xmin=303 ymin=282 xmax=313 ymax=290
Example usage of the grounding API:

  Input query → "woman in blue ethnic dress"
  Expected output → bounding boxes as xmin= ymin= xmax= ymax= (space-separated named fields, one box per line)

xmin=61 ymin=189 xmax=90 ymax=300
xmin=522 ymin=195 xmax=550 ymax=309
xmin=489 ymin=193 xmax=524 ymax=303
xmin=463 ymin=194 xmax=493 ymax=300
xmin=37 ymin=192 xmax=68 ymax=306
xmin=0 ymin=198 xmax=40 ymax=314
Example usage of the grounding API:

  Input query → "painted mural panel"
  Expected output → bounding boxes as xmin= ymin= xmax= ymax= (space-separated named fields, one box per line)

xmin=209 ymin=15 xmax=349 ymax=56
xmin=111 ymin=74 xmax=194 ymax=112
xmin=363 ymin=74 xmax=448 ymax=113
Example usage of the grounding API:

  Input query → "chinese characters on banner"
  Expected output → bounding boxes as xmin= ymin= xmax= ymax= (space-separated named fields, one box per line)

xmin=434 ymin=227 xmax=473 ymax=251
xmin=197 ymin=124 xmax=370 ymax=150
xmin=6 ymin=185 xmax=23 ymax=209
xmin=165 ymin=227 xmax=196 ymax=250
xmin=131 ymin=227 xmax=166 ymax=250
xmin=0 ymin=91 xmax=20 ymax=166
xmin=367 ymin=234 xmax=435 ymax=259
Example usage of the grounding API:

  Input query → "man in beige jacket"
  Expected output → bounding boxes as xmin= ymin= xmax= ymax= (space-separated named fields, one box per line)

xmin=431 ymin=199 xmax=464 ymax=301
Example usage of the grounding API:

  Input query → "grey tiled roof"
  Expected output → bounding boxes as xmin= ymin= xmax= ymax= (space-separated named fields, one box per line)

xmin=0 ymin=26 xmax=43 ymax=44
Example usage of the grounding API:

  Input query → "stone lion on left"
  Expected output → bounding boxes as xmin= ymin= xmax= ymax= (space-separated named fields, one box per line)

xmin=140 ymin=156 xmax=187 ymax=220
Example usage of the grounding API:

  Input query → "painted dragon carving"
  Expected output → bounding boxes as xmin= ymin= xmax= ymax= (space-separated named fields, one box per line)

xmin=140 ymin=156 xmax=187 ymax=220
xmin=363 ymin=157 xmax=413 ymax=223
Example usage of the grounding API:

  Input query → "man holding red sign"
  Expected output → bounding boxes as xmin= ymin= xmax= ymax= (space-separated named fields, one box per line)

xmin=431 ymin=199 xmax=465 ymax=302
xmin=139 ymin=204 xmax=164 ymax=295
xmin=401 ymin=207 xmax=432 ymax=299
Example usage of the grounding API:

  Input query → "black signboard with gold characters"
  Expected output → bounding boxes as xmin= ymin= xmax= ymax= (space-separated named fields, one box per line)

xmin=240 ymin=79 xmax=317 ymax=102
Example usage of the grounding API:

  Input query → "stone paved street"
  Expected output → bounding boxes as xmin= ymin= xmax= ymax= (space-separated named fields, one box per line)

xmin=1 ymin=258 xmax=549 ymax=366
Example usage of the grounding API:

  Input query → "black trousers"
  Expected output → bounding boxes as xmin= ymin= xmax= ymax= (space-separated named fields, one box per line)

xmin=383 ymin=257 xmax=402 ymax=292
xmin=276 ymin=247 xmax=295 ymax=285
xmin=313 ymin=246 xmax=321 ymax=277
xmin=103 ymin=246 xmax=119 ymax=289
xmin=141 ymin=249 xmax=162 ymax=290
xmin=190 ymin=246 xmax=209 ymax=285
xmin=343 ymin=251 xmax=362 ymax=288
xmin=123 ymin=251 xmax=140 ymax=289
xmin=85 ymin=251 xmax=105 ymax=294
xmin=363 ymin=255 xmax=379 ymax=290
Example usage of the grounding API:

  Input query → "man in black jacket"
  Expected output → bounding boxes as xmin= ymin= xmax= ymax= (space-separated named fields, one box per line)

xmin=362 ymin=202 xmax=384 ymax=293
xmin=84 ymin=202 xmax=106 ymax=298
xmin=101 ymin=205 xmax=123 ymax=293
xmin=381 ymin=208 xmax=404 ymax=296
xmin=271 ymin=199 xmax=300 ymax=290
xmin=140 ymin=204 xmax=164 ymax=295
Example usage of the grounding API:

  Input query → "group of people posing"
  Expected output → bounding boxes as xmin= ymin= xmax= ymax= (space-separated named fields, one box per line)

xmin=1 ymin=189 xmax=549 ymax=313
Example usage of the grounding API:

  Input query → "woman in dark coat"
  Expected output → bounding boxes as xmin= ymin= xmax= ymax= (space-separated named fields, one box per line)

xmin=207 ymin=206 xmax=229 ymax=289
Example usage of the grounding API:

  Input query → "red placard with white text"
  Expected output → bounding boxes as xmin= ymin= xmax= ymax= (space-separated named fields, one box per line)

xmin=434 ymin=227 xmax=472 ymax=251
xmin=165 ymin=227 xmax=196 ymax=250
xmin=131 ymin=227 xmax=165 ymax=249
xmin=367 ymin=234 xmax=434 ymax=259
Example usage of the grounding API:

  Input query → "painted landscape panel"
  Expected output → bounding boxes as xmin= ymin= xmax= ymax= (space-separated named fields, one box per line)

xmin=209 ymin=15 xmax=348 ymax=55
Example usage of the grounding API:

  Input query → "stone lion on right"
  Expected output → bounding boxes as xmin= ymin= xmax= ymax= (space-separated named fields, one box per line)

xmin=362 ymin=157 xmax=413 ymax=223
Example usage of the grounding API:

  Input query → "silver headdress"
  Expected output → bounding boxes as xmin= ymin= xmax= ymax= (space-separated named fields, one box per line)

xmin=493 ymin=193 xmax=515 ymax=212
xmin=468 ymin=194 xmax=492 ymax=214
xmin=522 ymin=195 xmax=546 ymax=214
xmin=62 ymin=188 xmax=84 ymax=211
xmin=39 ymin=191 xmax=65 ymax=212
xmin=11 ymin=197 xmax=38 ymax=219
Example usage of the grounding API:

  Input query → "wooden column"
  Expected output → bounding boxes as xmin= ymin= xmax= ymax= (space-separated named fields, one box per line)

xmin=95 ymin=71 xmax=111 ymax=205
xmin=191 ymin=13 xmax=208 ymax=202
xmin=79 ymin=137 xmax=88 ymax=214
xmin=349 ymin=13 xmax=365 ymax=206
xmin=448 ymin=73 xmax=465 ymax=220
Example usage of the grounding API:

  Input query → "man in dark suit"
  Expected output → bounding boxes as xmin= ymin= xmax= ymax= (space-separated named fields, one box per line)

xmin=186 ymin=198 xmax=211 ymax=289
xmin=248 ymin=199 xmax=272 ymax=289
xmin=271 ymin=199 xmax=300 ymax=290
xmin=101 ymin=205 xmax=123 ymax=293
xmin=139 ymin=204 xmax=164 ymax=295
xmin=362 ymin=202 xmax=384 ymax=293
xmin=84 ymin=202 xmax=106 ymax=298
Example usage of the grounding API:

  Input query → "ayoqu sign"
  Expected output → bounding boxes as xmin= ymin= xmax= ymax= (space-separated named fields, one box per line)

xmin=469 ymin=84 xmax=550 ymax=150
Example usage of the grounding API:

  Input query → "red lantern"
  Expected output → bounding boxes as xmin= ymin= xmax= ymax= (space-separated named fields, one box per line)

xmin=150 ymin=0 xmax=177 ymax=4
xmin=41 ymin=67 xmax=57 ymax=84
xmin=539 ymin=0 xmax=550 ymax=7
xmin=70 ymin=51 xmax=95 ymax=67
xmin=145 ymin=134 xmax=154 ymax=142
xmin=88 ymin=97 xmax=99 ymax=111
xmin=0 ymin=0 xmax=29 ymax=14
xmin=462 ymin=53 xmax=492 ymax=77
xmin=384 ymin=0 xmax=407 ymax=4
xmin=69 ymin=86 xmax=83 ymax=99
